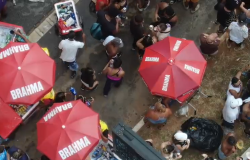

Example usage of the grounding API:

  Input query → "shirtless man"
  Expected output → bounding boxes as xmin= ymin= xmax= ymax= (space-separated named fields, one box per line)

xmin=218 ymin=133 xmax=237 ymax=160
xmin=241 ymin=102 xmax=250 ymax=137
xmin=144 ymin=102 xmax=172 ymax=129
xmin=103 ymin=35 xmax=123 ymax=59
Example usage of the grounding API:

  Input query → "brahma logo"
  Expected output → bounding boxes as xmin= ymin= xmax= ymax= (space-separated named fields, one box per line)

xmin=145 ymin=57 xmax=159 ymax=62
xmin=10 ymin=81 xmax=44 ymax=100
xmin=173 ymin=40 xmax=182 ymax=51
xmin=162 ymin=75 xmax=170 ymax=91
xmin=0 ymin=44 xmax=30 ymax=59
xmin=184 ymin=64 xmax=200 ymax=74
xmin=58 ymin=136 xmax=91 ymax=160
xmin=43 ymin=102 xmax=73 ymax=122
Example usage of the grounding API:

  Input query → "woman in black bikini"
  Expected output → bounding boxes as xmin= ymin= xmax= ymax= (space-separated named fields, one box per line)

xmin=80 ymin=67 xmax=99 ymax=91
xmin=152 ymin=1 xmax=178 ymax=27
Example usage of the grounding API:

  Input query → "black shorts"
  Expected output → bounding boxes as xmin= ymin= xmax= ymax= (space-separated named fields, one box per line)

xmin=222 ymin=120 xmax=234 ymax=129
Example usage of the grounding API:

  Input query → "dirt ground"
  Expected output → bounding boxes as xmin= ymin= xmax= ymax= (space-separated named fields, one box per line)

xmin=138 ymin=35 xmax=250 ymax=160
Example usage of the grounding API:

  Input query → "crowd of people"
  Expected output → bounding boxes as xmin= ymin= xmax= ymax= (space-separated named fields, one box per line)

xmin=1 ymin=0 xmax=250 ymax=159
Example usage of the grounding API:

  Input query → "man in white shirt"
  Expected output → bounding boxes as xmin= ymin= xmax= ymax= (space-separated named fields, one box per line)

xmin=59 ymin=31 xmax=86 ymax=78
xmin=226 ymin=13 xmax=248 ymax=51
xmin=222 ymin=95 xmax=243 ymax=133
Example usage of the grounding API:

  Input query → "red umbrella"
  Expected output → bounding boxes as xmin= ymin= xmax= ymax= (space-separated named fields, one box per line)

xmin=138 ymin=37 xmax=207 ymax=99
xmin=37 ymin=100 xmax=100 ymax=160
xmin=0 ymin=42 xmax=56 ymax=105
xmin=0 ymin=98 xmax=22 ymax=139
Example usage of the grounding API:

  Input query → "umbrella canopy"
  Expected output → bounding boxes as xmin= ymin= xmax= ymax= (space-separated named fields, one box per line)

xmin=0 ymin=42 xmax=56 ymax=105
xmin=0 ymin=98 xmax=22 ymax=139
xmin=37 ymin=100 xmax=100 ymax=160
xmin=138 ymin=37 xmax=207 ymax=99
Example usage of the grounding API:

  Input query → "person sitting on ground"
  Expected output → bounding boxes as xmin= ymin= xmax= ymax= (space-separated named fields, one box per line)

xmin=96 ymin=7 xmax=121 ymax=39
xmin=103 ymin=35 xmax=123 ymax=59
xmin=173 ymin=131 xmax=190 ymax=152
xmin=150 ymin=23 xmax=171 ymax=41
xmin=218 ymin=133 xmax=237 ymax=160
xmin=144 ymin=102 xmax=172 ymax=129
xmin=222 ymin=96 xmax=243 ymax=134
xmin=100 ymin=120 xmax=109 ymax=143
xmin=240 ymin=101 xmax=250 ymax=137
xmin=153 ymin=1 xmax=178 ymax=27
xmin=136 ymin=35 xmax=157 ymax=60
xmin=130 ymin=14 xmax=145 ymax=51
xmin=102 ymin=58 xmax=125 ymax=97
xmin=199 ymin=32 xmax=220 ymax=55
xmin=80 ymin=67 xmax=99 ymax=91
xmin=226 ymin=65 xmax=250 ymax=98
xmin=240 ymin=2 xmax=250 ymax=24
xmin=217 ymin=0 xmax=239 ymax=33
xmin=95 ymin=0 xmax=110 ymax=12
xmin=161 ymin=141 xmax=182 ymax=160
xmin=137 ymin=0 xmax=150 ymax=11
xmin=226 ymin=13 xmax=248 ymax=51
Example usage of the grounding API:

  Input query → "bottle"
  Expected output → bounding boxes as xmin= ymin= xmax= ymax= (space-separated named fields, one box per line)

xmin=69 ymin=87 xmax=77 ymax=95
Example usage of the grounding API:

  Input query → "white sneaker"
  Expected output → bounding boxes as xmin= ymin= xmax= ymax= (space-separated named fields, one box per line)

xmin=191 ymin=4 xmax=200 ymax=13
xmin=183 ymin=0 xmax=189 ymax=9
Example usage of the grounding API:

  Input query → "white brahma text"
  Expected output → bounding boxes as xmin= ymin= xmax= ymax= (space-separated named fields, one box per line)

xmin=162 ymin=75 xmax=170 ymax=91
xmin=0 ymin=44 xmax=30 ymax=59
xmin=184 ymin=64 xmax=200 ymax=74
xmin=173 ymin=40 xmax=182 ymax=51
xmin=145 ymin=57 xmax=159 ymax=62
xmin=10 ymin=81 xmax=44 ymax=100
xmin=58 ymin=136 xmax=91 ymax=160
xmin=43 ymin=102 xmax=73 ymax=122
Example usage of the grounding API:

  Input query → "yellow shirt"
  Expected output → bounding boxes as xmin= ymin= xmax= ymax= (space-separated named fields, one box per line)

xmin=41 ymin=89 xmax=55 ymax=102
xmin=100 ymin=120 xmax=108 ymax=132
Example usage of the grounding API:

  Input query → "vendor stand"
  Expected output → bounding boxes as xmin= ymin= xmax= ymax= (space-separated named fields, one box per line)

xmin=54 ymin=0 xmax=83 ymax=37
xmin=0 ymin=22 xmax=27 ymax=48
xmin=0 ymin=42 xmax=56 ymax=139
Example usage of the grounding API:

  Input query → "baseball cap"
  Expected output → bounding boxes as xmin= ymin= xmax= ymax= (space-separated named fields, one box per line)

xmin=174 ymin=131 xmax=188 ymax=141
xmin=230 ymin=97 xmax=243 ymax=108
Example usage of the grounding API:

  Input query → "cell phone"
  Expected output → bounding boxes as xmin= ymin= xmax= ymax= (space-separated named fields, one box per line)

xmin=10 ymin=30 xmax=14 ymax=34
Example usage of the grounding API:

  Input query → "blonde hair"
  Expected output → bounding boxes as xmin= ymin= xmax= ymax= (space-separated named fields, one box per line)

xmin=155 ymin=102 xmax=166 ymax=112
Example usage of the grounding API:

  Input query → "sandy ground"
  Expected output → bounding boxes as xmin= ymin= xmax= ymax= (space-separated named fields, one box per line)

xmin=138 ymin=34 xmax=250 ymax=160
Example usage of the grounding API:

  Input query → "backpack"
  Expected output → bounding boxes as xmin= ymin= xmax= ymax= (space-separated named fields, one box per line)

xmin=90 ymin=23 xmax=103 ymax=40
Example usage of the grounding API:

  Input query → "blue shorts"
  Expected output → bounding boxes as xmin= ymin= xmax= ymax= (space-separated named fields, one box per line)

xmin=246 ymin=18 xmax=250 ymax=24
xmin=64 ymin=61 xmax=78 ymax=71
xmin=147 ymin=117 xmax=167 ymax=124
